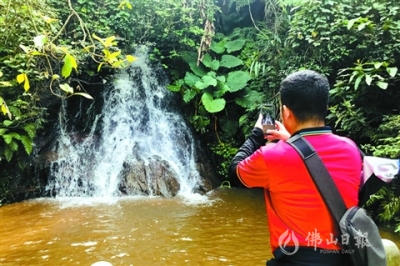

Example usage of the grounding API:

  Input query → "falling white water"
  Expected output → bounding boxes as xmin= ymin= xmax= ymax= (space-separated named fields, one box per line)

xmin=48 ymin=50 xmax=201 ymax=197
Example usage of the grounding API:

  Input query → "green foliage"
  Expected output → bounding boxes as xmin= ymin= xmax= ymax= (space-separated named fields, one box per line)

xmin=168 ymin=32 xmax=255 ymax=134
xmin=366 ymin=180 xmax=400 ymax=232
xmin=209 ymin=141 xmax=238 ymax=177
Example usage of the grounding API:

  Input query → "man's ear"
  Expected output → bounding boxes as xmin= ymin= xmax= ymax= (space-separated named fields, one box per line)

xmin=282 ymin=105 xmax=291 ymax=120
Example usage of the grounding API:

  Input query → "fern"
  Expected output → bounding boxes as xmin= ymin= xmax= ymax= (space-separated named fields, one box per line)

xmin=20 ymin=135 xmax=33 ymax=155
xmin=23 ymin=123 xmax=36 ymax=139
xmin=4 ymin=146 xmax=13 ymax=162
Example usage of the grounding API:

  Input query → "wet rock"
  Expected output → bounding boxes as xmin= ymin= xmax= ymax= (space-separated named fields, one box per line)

xmin=382 ymin=238 xmax=400 ymax=266
xmin=119 ymin=155 xmax=180 ymax=197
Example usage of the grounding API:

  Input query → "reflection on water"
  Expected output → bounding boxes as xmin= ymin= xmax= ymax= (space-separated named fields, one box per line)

xmin=0 ymin=189 xmax=399 ymax=266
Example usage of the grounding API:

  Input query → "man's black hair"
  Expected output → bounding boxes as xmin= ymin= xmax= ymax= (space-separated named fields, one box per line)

xmin=280 ymin=70 xmax=329 ymax=123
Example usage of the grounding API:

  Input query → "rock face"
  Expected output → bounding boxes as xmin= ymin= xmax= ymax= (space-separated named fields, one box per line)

xmin=118 ymin=155 xmax=181 ymax=197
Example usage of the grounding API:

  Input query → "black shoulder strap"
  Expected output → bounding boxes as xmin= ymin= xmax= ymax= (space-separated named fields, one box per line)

xmin=286 ymin=134 xmax=347 ymax=225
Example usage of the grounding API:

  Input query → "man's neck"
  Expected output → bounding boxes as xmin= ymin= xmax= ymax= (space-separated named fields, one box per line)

xmin=290 ymin=121 xmax=326 ymax=134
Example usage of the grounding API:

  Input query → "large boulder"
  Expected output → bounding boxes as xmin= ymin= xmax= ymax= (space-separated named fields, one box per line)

xmin=119 ymin=155 xmax=180 ymax=197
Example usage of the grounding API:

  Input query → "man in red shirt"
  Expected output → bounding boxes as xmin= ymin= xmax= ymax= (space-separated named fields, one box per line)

xmin=229 ymin=70 xmax=360 ymax=265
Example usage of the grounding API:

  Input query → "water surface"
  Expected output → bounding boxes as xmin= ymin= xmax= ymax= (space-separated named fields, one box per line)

xmin=1 ymin=189 xmax=399 ymax=266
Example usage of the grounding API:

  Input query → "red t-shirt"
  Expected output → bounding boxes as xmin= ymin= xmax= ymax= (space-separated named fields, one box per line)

xmin=236 ymin=129 xmax=361 ymax=252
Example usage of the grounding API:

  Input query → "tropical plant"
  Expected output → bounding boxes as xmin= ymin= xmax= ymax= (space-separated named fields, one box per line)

xmin=167 ymin=31 xmax=263 ymax=137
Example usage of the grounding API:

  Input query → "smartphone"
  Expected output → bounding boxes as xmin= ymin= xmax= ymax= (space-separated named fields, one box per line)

xmin=260 ymin=104 xmax=275 ymax=134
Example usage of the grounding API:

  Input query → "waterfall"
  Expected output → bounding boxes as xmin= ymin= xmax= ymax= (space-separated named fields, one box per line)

xmin=47 ymin=51 xmax=202 ymax=198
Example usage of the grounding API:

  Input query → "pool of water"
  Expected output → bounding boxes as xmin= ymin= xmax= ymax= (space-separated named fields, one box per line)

xmin=0 ymin=188 xmax=399 ymax=265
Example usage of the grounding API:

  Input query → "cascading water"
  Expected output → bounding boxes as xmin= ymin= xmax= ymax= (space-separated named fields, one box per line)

xmin=47 ymin=51 xmax=202 ymax=198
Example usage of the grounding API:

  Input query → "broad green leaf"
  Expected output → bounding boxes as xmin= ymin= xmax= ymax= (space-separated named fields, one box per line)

xmin=354 ymin=74 xmax=364 ymax=90
xmin=365 ymin=74 xmax=373 ymax=86
xmin=216 ymin=76 xmax=226 ymax=83
xmin=189 ymin=62 xmax=207 ymax=77
xmin=20 ymin=135 xmax=33 ymax=154
xmin=62 ymin=54 xmax=78 ymax=78
xmin=194 ymin=80 xmax=208 ymax=90
xmin=376 ymin=81 xmax=388 ymax=90
xmin=167 ymin=84 xmax=181 ymax=92
xmin=201 ymin=93 xmax=226 ymax=113
xmin=3 ymin=120 xmax=12 ymax=126
xmin=202 ymin=75 xmax=217 ymax=87
xmin=357 ymin=23 xmax=366 ymax=31
xmin=226 ymin=71 xmax=252 ymax=92
xmin=374 ymin=62 xmax=383 ymax=69
xmin=184 ymin=72 xmax=201 ymax=87
xmin=59 ymin=83 xmax=74 ymax=94
xmin=210 ymin=40 xmax=225 ymax=54
xmin=33 ymin=35 xmax=47 ymax=48
xmin=210 ymin=60 xmax=220 ymax=71
xmin=183 ymin=89 xmax=196 ymax=103
xmin=235 ymin=91 xmax=263 ymax=108
xmin=202 ymin=54 xmax=212 ymax=68
xmin=73 ymin=92 xmax=94 ymax=100
xmin=347 ymin=18 xmax=357 ymax=30
xmin=0 ymin=128 xmax=8 ymax=135
xmin=387 ymin=67 xmax=398 ymax=77
xmin=52 ymin=74 xmax=60 ymax=80
xmin=215 ymin=83 xmax=230 ymax=98
xmin=220 ymin=55 xmax=243 ymax=68
xmin=225 ymin=39 xmax=246 ymax=53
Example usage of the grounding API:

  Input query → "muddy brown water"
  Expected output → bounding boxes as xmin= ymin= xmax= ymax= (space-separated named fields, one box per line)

xmin=0 ymin=189 xmax=399 ymax=266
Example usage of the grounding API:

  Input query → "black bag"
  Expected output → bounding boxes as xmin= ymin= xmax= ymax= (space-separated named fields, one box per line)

xmin=287 ymin=135 xmax=387 ymax=266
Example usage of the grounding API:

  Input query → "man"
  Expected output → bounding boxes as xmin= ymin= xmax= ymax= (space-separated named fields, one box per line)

xmin=229 ymin=70 xmax=361 ymax=265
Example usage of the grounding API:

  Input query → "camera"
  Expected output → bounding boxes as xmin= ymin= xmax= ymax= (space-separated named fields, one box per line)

xmin=260 ymin=104 xmax=275 ymax=135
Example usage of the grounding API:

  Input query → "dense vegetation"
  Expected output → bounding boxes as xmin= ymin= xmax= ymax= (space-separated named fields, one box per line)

xmin=0 ymin=0 xmax=399 ymax=232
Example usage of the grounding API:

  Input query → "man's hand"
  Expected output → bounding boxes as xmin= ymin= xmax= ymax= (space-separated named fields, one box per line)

xmin=266 ymin=121 xmax=290 ymax=141
xmin=254 ymin=113 xmax=263 ymax=130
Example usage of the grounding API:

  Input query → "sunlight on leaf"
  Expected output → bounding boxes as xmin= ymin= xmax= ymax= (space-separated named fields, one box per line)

xmin=62 ymin=54 xmax=78 ymax=78
xmin=0 ymin=81 xmax=12 ymax=87
xmin=16 ymin=73 xmax=25 ymax=84
xmin=73 ymin=92 xmax=94 ymax=100
xmin=19 ymin=44 xmax=29 ymax=53
xmin=59 ymin=83 xmax=74 ymax=94
xmin=387 ymin=67 xmax=398 ymax=77
xmin=42 ymin=15 xmax=58 ymax=24
xmin=376 ymin=81 xmax=388 ymax=90
xmin=33 ymin=35 xmax=47 ymax=49
xmin=126 ymin=55 xmax=136 ymax=63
